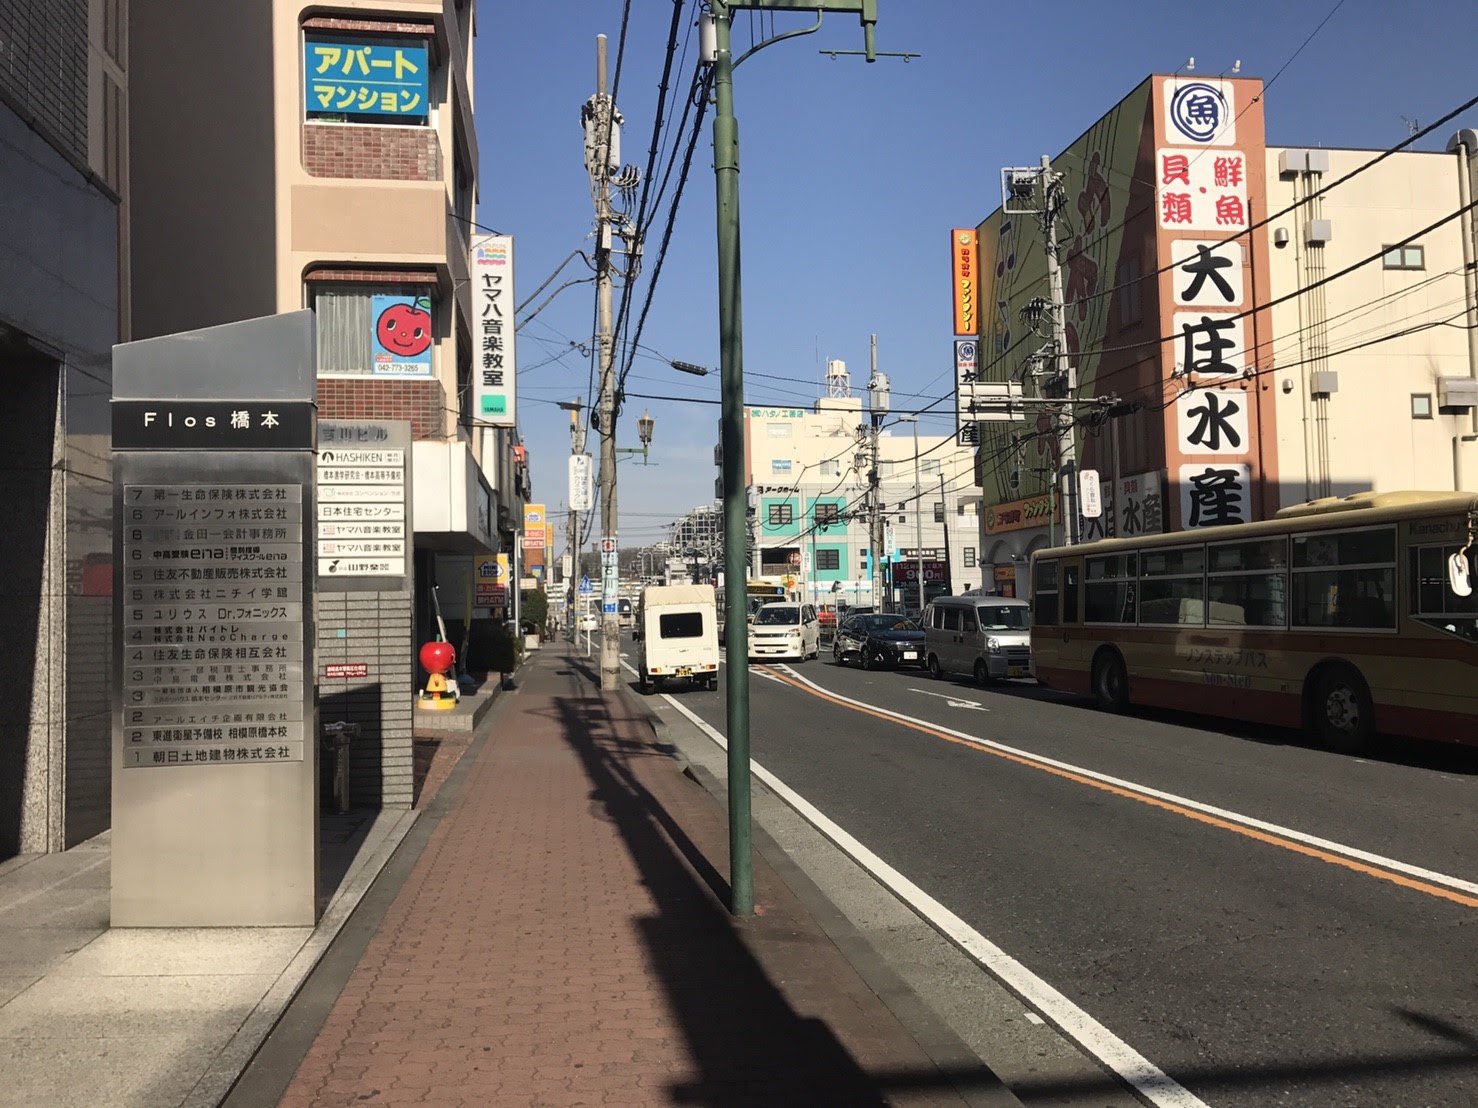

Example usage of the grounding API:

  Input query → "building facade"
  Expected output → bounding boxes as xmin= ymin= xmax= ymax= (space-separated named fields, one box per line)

xmin=0 ymin=0 xmax=127 ymax=857
xmin=129 ymin=0 xmax=520 ymax=810
xmin=740 ymin=384 xmax=979 ymax=608
xmin=966 ymin=74 xmax=1478 ymax=573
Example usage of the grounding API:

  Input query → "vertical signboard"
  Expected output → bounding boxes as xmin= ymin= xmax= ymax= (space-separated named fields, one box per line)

xmin=522 ymin=503 xmax=547 ymax=581
xmin=569 ymin=452 xmax=593 ymax=511
xmin=318 ymin=420 xmax=411 ymax=585
xmin=951 ymin=228 xmax=978 ymax=336
xmin=1156 ymin=75 xmax=1274 ymax=528
xmin=954 ymin=338 xmax=980 ymax=447
xmin=471 ymin=234 xmax=516 ymax=426
xmin=111 ymin=311 xmax=318 ymax=926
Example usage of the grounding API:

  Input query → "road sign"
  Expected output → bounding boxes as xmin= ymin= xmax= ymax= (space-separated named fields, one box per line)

xmin=600 ymin=537 xmax=617 ymax=554
xmin=578 ymin=575 xmax=594 ymax=594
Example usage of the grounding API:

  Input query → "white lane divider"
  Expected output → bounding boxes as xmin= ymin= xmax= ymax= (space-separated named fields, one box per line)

xmin=654 ymin=689 xmax=1210 ymax=1108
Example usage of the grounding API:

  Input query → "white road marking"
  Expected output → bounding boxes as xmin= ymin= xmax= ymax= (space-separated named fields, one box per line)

xmin=655 ymin=691 xmax=1210 ymax=1108
xmin=1024 ymin=1012 xmax=1046 ymax=1026
xmin=777 ymin=666 xmax=1478 ymax=899
xmin=906 ymin=687 xmax=990 ymax=711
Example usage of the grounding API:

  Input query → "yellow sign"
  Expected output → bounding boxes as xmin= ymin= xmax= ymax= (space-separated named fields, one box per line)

xmin=983 ymin=493 xmax=1058 ymax=535
xmin=951 ymin=227 xmax=978 ymax=336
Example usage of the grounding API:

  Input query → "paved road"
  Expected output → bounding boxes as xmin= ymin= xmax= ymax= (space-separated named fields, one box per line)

xmin=634 ymin=636 xmax=1478 ymax=1107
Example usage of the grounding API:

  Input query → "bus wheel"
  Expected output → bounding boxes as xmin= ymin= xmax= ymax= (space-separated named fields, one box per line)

xmin=1091 ymin=649 xmax=1129 ymax=713
xmin=1311 ymin=665 xmax=1375 ymax=754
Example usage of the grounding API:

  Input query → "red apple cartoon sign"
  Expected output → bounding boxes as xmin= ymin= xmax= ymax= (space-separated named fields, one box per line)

xmin=372 ymin=295 xmax=433 ymax=372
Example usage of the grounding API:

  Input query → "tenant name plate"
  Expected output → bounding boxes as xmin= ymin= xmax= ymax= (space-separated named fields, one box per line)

xmin=121 ymin=484 xmax=306 ymax=768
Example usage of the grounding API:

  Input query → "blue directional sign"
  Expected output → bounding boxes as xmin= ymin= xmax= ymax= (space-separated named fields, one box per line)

xmin=602 ymin=602 xmax=617 ymax=614
xmin=578 ymin=575 xmax=593 ymax=594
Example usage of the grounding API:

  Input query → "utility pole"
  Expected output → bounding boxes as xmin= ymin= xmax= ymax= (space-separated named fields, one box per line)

xmin=1041 ymin=153 xmax=1081 ymax=547
xmin=939 ymin=473 xmax=953 ymax=594
xmin=867 ymin=335 xmax=888 ymax=613
xmin=703 ymin=0 xmax=894 ymax=918
xmin=585 ymin=35 xmax=622 ymax=690
xmin=1003 ymin=156 xmax=1080 ymax=545
xmin=563 ymin=397 xmax=586 ymax=637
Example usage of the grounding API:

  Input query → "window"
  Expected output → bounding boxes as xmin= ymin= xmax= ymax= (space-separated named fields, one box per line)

xmin=964 ymin=547 xmax=976 ymax=568
xmin=1085 ymin=553 xmax=1137 ymax=624
xmin=766 ymin=422 xmax=793 ymax=438
xmin=935 ymin=606 xmax=961 ymax=632
xmin=933 ymin=501 xmax=944 ymax=523
xmin=1411 ymin=393 xmax=1433 ymax=420
xmin=960 ymin=608 xmax=978 ymax=633
xmin=814 ymin=502 xmax=840 ymax=527
xmin=898 ymin=513 xmax=908 ymax=524
xmin=1382 ymin=244 xmax=1424 ymax=271
xmin=1062 ymin=565 xmax=1080 ymax=623
xmin=816 ymin=548 xmax=840 ymax=571
xmin=922 ymin=459 xmax=941 ymax=476
xmin=1139 ymin=545 xmax=1206 ymax=625
xmin=977 ymin=605 xmax=1030 ymax=631
xmin=880 ymin=460 xmax=897 ymax=478
xmin=310 ymin=282 xmax=438 ymax=377
xmin=304 ymin=34 xmax=432 ymax=126
xmin=766 ymin=503 xmax=793 ymax=527
xmin=1292 ymin=527 xmax=1396 ymax=630
xmin=1116 ymin=255 xmax=1143 ymax=327
xmin=1206 ymin=538 xmax=1288 ymax=627
xmin=819 ymin=458 xmax=841 ymax=477
xmin=1033 ymin=560 xmax=1059 ymax=626
xmin=1410 ymin=544 xmax=1478 ymax=640
xmin=958 ymin=503 xmax=967 ymax=516
xmin=658 ymin=612 xmax=704 ymax=638
xmin=771 ymin=459 xmax=792 ymax=475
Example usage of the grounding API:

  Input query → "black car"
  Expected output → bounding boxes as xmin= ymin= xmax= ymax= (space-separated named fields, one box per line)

xmin=832 ymin=613 xmax=926 ymax=670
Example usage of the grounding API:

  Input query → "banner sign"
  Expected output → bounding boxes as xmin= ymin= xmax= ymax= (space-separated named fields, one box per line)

xmin=471 ymin=235 xmax=516 ymax=426
xmin=951 ymin=227 xmax=978 ymax=336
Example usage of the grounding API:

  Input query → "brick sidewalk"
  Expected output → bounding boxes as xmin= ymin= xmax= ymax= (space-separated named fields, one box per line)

xmin=277 ymin=644 xmax=978 ymax=1106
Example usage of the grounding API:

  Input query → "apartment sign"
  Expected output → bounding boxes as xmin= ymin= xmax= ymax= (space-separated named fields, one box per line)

xmin=471 ymin=234 xmax=517 ymax=427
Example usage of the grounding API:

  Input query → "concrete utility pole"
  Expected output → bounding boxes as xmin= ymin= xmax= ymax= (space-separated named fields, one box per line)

xmin=1039 ymin=155 xmax=1081 ymax=546
xmin=866 ymin=336 xmax=889 ymax=611
xmin=1004 ymin=155 xmax=1080 ymax=545
xmin=703 ymin=0 xmax=893 ymax=917
xmin=586 ymin=35 xmax=621 ymax=690
xmin=898 ymin=415 xmax=924 ymax=611
xmin=562 ymin=398 xmax=586 ymax=637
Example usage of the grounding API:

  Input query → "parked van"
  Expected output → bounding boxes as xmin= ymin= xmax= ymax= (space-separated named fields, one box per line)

xmin=634 ymin=585 xmax=719 ymax=693
xmin=922 ymin=595 xmax=1033 ymax=683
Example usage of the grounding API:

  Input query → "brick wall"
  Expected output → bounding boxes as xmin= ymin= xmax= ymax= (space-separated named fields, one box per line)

xmin=0 ymin=0 xmax=88 ymax=165
xmin=302 ymin=123 xmax=440 ymax=181
xmin=317 ymin=592 xmax=415 ymax=809
xmin=319 ymin=378 xmax=446 ymax=439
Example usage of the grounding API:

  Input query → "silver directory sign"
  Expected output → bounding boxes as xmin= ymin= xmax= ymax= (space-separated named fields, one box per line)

xmin=111 ymin=310 xmax=319 ymax=927
xmin=122 ymin=484 xmax=306 ymax=768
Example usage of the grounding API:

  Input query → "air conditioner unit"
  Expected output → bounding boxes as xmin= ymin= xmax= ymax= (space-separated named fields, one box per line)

xmin=1437 ymin=377 xmax=1478 ymax=409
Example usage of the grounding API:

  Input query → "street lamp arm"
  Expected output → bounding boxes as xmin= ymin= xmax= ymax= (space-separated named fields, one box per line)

xmin=731 ymin=10 xmax=824 ymax=69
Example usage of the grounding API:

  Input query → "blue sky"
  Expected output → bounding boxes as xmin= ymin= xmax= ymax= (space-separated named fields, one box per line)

xmin=477 ymin=0 xmax=1478 ymax=553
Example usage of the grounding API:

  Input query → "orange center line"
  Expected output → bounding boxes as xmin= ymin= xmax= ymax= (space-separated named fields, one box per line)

xmin=758 ymin=667 xmax=1478 ymax=910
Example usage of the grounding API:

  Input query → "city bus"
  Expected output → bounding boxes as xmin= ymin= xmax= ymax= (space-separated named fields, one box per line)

xmin=1030 ymin=491 xmax=1477 ymax=752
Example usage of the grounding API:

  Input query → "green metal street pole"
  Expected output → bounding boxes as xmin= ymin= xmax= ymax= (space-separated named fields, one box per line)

xmin=710 ymin=3 xmax=754 ymax=916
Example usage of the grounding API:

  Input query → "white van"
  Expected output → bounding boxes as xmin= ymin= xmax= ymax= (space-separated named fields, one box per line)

xmin=634 ymin=585 xmax=719 ymax=693
xmin=747 ymin=602 xmax=821 ymax=662
xmin=922 ymin=595 xmax=1033 ymax=683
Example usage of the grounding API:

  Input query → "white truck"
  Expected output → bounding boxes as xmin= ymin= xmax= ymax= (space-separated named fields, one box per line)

xmin=634 ymin=584 xmax=719 ymax=693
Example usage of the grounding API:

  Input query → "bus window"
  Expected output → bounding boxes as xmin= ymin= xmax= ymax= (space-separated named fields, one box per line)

xmin=1085 ymin=554 xmax=1136 ymax=624
xmin=1138 ymin=545 xmax=1206 ymax=625
xmin=1207 ymin=538 xmax=1288 ymax=627
xmin=1033 ymin=560 xmax=1059 ymax=626
xmin=1409 ymin=543 xmax=1478 ymax=640
xmin=1062 ymin=563 xmax=1081 ymax=625
xmin=1292 ymin=527 xmax=1396 ymax=630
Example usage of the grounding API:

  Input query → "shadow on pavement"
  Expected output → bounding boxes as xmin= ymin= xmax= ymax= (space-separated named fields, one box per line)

xmin=550 ymin=652 xmax=1012 ymax=1106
